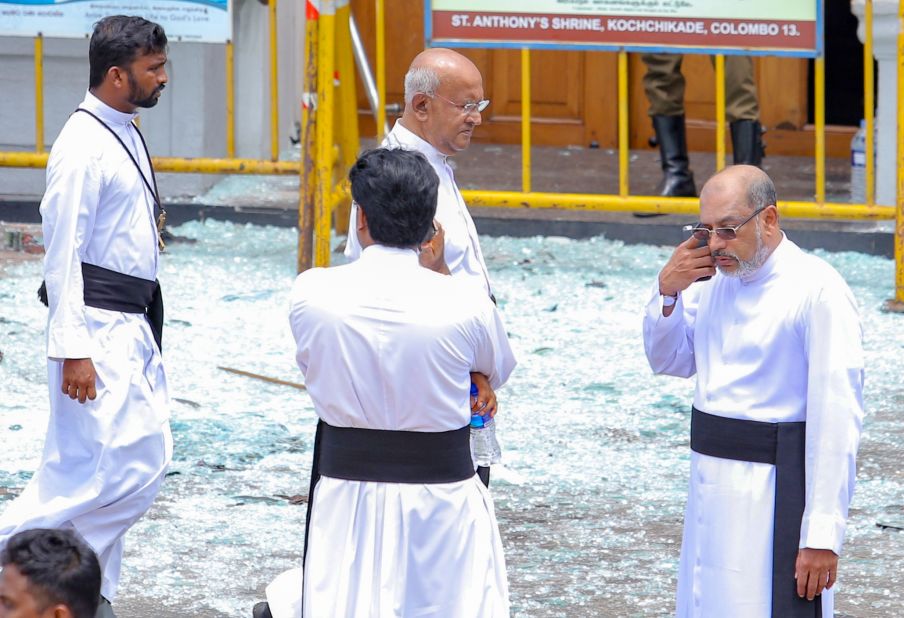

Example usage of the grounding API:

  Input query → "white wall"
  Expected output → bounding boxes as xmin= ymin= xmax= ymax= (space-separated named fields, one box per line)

xmin=0 ymin=0 xmax=304 ymax=201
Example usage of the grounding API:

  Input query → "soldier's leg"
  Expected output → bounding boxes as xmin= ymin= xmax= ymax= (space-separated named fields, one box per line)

xmin=718 ymin=55 xmax=764 ymax=165
xmin=642 ymin=54 xmax=696 ymax=197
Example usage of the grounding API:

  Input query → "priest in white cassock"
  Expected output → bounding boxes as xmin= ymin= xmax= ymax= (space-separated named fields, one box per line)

xmin=0 ymin=16 xmax=172 ymax=618
xmin=345 ymin=47 xmax=501 ymax=487
xmin=643 ymin=165 xmax=863 ymax=618
xmin=287 ymin=148 xmax=515 ymax=618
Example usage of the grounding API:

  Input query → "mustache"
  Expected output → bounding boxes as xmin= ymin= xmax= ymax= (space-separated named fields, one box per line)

xmin=711 ymin=250 xmax=737 ymax=259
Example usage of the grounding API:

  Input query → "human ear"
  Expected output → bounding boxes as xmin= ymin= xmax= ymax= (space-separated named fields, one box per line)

xmin=107 ymin=66 xmax=125 ymax=87
xmin=50 ymin=604 xmax=74 ymax=618
xmin=356 ymin=204 xmax=368 ymax=231
xmin=411 ymin=93 xmax=430 ymax=120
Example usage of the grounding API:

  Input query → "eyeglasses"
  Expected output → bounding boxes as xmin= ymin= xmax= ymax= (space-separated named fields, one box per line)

xmin=431 ymin=93 xmax=490 ymax=115
xmin=683 ymin=207 xmax=768 ymax=241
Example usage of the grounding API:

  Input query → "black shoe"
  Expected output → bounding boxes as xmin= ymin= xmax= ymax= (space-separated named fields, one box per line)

xmin=252 ymin=601 xmax=274 ymax=618
xmin=730 ymin=120 xmax=765 ymax=167
xmin=651 ymin=114 xmax=697 ymax=198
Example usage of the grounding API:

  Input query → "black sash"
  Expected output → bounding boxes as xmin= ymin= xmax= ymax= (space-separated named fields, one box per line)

xmin=301 ymin=420 xmax=474 ymax=596
xmin=40 ymin=263 xmax=164 ymax=353
xmin=691 ymin=407 xmax=820 ymax=618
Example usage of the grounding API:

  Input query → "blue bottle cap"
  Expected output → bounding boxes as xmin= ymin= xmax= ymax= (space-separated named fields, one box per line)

xmin=469 ymin=383 xmax=483 ymax=427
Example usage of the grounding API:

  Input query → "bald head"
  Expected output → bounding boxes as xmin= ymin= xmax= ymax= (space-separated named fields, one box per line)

xmin=697 ymin=165 xmax=782 ymax=276
xmin=700 ymin=165 xmax=776 ymax=216
xmin=401 ymin=48 xmax=485 ymax=156
xmin=404 ymin=48 xmax=482 ymax=105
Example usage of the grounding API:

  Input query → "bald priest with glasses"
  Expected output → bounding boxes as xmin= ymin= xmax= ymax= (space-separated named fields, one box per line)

xmin=642 ymin=165 xmax=863 ymax=618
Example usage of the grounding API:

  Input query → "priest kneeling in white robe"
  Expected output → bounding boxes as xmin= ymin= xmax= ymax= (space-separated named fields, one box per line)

xmin=643 ymin=165 xmax=863 ymax=618
xmin=283 ymin=148 xmax=516 ymax=618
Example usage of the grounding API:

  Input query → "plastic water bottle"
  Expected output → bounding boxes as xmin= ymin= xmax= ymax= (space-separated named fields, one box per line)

xmin=469 ymin=383 xmax=501 ymax=466
xmin=850 ymin=119 xmax=867 ymax=203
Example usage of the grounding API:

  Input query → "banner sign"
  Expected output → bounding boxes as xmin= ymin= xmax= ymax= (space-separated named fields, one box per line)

xmin=428 ymin=0 xmax=821 ymax=57
xmin=0 ymin=0 xmax=232 ymax=43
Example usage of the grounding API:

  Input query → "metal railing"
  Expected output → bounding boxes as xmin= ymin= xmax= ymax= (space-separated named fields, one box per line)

xmin=1 ymin=0 xmax=292 ymax=175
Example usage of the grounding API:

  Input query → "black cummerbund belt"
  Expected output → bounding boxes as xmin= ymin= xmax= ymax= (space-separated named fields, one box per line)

xmin=302 ymin=419 xmax=475 ymax=576
xmin=690 ymin=407 xmax=820 ymax=618
xmin=82 ymin=262 xmax=164 ymax=353
xmin=318 ymin=420 xmax=474 ymax=484
xmin=38 ymin=264 xmax=164 ymax=352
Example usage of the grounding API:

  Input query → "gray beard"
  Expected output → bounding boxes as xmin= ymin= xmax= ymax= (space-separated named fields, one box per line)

xmin=714 ymin=222 xmax=770 ymax=278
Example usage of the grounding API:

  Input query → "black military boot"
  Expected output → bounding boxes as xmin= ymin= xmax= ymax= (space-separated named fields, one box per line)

xmin=652 ymin=114 xmax=697 ymax=197
xmin=730 ymin=119 xmax=765 ymax=167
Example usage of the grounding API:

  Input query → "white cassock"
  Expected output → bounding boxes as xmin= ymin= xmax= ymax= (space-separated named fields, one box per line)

xmin=643 ymin=235 xmax=863 ymax=618
xmin=288 ymin=244 xmax=516 ymax=617
xmin=345 ymin=121 xmax=493 ymax=296
xmin=0 ymin=91 xmax=172 ymax=601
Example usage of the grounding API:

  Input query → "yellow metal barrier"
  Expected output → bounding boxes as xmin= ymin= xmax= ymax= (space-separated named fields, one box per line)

xmin=34 ymin=35 xmax=44 ymax=154
xmin=617 ymin=51 xmax=628 ymax=197
xmin=714 ymin=54 xmax=725 ymax=171
xmin=375 ymin=0 xmax=387 ymax=143
xmin=298 ymin=0 xmax=319 ymax=273
xmin=225 ymin=40 xmax=235 ymax=159
xmin=864 ymin=0 xmax=875 ymax=207
xmin=521 ymin=48 xmax=531 ymax=194
xmin=314 ymin=1 xmax=336 ymax=267
xmin=268 ymin=0 xmax=280 ymax=162
xmin=814 ymin=56 xmax=826 ymax=204
xmin=0 ymin=152 xmax=299 ymax=174
xmin=894 ymin=0 xmax=904 ymax=308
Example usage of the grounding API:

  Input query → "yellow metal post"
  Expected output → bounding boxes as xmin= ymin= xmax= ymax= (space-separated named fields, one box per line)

xmin=521 ymin=48 xmax=531 ymax=194
xmin=715 ymin=54 xmax=726 ymax=171
xmin=225 ymin=40 xmax=236 ymax=158
xmin=34 ymin=35 xmax=44 ymax=153
xmin=315 ymin=1 xmax=336 ymax=267
xmin=864 ymin=0 xmax=875 ymax=206
xmin=299 ymin=0 xmax=320 ymax=273
xmin=892 ymin=0 xmax=904 ymax=307
xmin=814 ymin=56 xmax=826 ymax=204
xmin=617 ymin=50 xmax=629 ymax=197
xmin=334 ymin=0 xmax=358 ymax=235
xmin=269 ymin=0 xmax=280 ymax=161
xmin=375 ymin=0 xmax=386 ymax=142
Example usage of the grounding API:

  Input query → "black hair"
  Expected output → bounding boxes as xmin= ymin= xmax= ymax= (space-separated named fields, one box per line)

xmin=349 ymin=148 xmax=439 ymax=247
xmin=1 ymin=528 xmax=101 ymax=618
xmin=89 ymin=15 xmax=167 ymax=89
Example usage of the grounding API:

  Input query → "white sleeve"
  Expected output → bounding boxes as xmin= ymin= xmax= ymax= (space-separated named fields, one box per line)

xmin=471 ymin=300 xmax=517 ymax=390
xmin=343 ymin=202 xmax=362 ymax=261
xmin=799 ymin=278 xmax=864 ymax=555
xmin=288 ymin=272 xmax=317 ymax=376
xmin=642 ymin=280 xmax=698 ymax=379
xmin=40 ymin=144 xmax=102 ymax=361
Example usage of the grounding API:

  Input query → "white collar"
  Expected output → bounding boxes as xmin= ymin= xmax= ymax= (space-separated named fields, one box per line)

xmin=387 ymin=120 xmax=449 ymax=169
xmin=80 ymin=90 xmax=138 ymax=127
